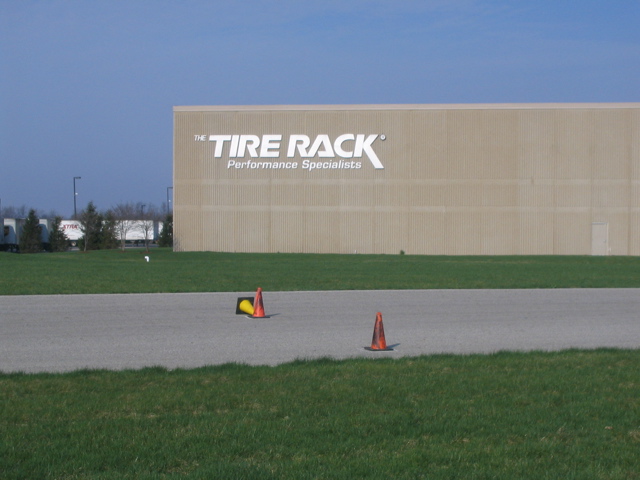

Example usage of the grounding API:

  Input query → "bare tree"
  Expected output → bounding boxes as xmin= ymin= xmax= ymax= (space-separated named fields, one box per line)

xmin=136 ymin=203 xmax=159 ymax=252
xmin=1 ymin=205 xmax=29 ymax=218
xmin=111 ymin=202 xmax=138 ymax=251
xmin=40 ymin=208 xmax=63 ymax=220
xmin=0 ymin=205 xmax=62 ymax=220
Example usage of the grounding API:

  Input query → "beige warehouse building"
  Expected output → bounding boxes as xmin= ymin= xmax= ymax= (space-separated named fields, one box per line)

xmin=173 ymin=103 xmax=640 ymax=255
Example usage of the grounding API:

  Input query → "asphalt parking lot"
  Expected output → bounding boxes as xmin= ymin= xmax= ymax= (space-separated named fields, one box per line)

xmin=1 ymin=288 xmax=639 ymax=373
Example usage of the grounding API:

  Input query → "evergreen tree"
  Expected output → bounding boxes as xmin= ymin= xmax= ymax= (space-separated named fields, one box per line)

xmin=48 ymin=216 xmax=69 ymax=252
xmin=19 ymin=209 xmax=42 ymax=253
xmin=101 ymin=210 xmax=119 ymax=250
xmin=79 ymin=202 xmax=102 ymax=251
xmin=158 ymin=213 xmax=173 ymax=247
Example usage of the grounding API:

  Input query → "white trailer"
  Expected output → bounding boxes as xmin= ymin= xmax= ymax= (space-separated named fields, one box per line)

xmin=2 ymin=218 xmax=161 ymax=250
xmin=38 ymin=218 xmax=50 ymax=243
xmin=121 ymin=220 xmax=157 ymax=241
xmin=60 ymin=220 xmax=83 ymax=241
xmin=2 ymin=218 xmax=21 ymax=251
xmin=1 ymin=218 xmax=52 ymax=251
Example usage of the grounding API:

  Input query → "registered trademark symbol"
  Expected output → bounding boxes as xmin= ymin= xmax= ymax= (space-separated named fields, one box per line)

xmin=380 ymin=134 xmax=386 ymax=141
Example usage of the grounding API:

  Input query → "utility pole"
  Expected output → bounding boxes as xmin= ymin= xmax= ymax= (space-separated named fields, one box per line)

xmin=166 ymin=186 xmax=173 ymax=213
xmin=73 ymin=176 xmax=81 ymax=218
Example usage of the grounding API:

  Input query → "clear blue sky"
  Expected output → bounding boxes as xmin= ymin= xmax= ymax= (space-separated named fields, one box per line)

xmin=1 ymin=0 xmax=638 ymax=217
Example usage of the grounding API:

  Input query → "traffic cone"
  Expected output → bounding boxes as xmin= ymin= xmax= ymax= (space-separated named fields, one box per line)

xmin=236 ymin=297 xmax=254 ymax=315
xmin=251 ymin=287 xmax=267 ymax=318
xmin=366 ymin=312 xmax=393 ymax=351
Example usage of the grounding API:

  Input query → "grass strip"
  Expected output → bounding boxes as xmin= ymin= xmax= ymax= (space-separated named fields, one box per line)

xmin=2 ymin=349 xmax=639 ymax=479
xmin=2 ymin=249 xmax=640 ymax=295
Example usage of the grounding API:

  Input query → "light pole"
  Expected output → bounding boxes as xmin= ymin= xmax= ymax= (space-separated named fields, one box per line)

xmin=73 ymin=176 xmax=81 ymax=218
xmin=166 ymin=186 xmax=173 ymax=213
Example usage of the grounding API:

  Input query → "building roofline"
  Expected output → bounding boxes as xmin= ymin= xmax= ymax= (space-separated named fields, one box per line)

xmin=174 ymin=102 xmax=640 ymax=112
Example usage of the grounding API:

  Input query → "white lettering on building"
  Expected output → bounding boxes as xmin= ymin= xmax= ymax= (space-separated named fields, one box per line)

xmin=204 ymin=134 xmax=385 ymax=170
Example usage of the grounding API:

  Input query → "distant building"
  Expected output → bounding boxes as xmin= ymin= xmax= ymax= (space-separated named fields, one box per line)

xmin=173 ymin=103 xmax=640 ymax=255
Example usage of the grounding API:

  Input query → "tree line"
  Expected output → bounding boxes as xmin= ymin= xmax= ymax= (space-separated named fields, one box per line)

xmin=4 ymin=202 xmax=173 ymax=253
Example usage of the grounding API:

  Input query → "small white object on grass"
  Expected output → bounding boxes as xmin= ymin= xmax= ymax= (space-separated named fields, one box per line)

xmin=144 ymin=256 xmax=149 ymax=262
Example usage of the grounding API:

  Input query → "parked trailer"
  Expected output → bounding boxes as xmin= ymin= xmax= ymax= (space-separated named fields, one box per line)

xmin=57 ymin=219 xmax=159 ymax=245
xmin=120 ymin=220 xmax=159 ymax=241
xmin=2 ymin=218 xmax=161 ymax=251
xmin=38 ymin=218 xmax=50 ymax=246
xmin=59 ymin=220 xmax=83 ymax=246
xmin=1 ymin=218 xmax=22 ymax=252
xmin=1 ymin=218 xmax=52 ymax=252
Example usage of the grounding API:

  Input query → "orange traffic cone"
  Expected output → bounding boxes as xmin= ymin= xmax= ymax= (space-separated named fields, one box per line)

xmin=251 ymin=287 xmax=267 ymax=318
xmin=366 ymin=312 xmax=393 ymax=351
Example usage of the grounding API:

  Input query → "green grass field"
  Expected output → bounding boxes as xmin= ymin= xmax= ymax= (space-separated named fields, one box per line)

xmin=2 ymin=250 xmax=639 ymax=478
xmin=2 ymin=351 xmax=639 ymax=479
xmin=2 ymin=248 xmax=640 ymax=295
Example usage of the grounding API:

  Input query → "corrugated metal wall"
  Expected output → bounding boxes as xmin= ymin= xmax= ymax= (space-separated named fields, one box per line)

xmin=174 ymin=104 xmax=640 ymax=255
